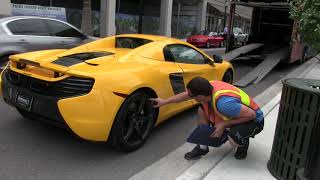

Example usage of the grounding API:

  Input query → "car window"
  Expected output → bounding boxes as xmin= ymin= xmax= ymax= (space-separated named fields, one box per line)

xmin=45 ymin=20 xmax=84 ymax=38
xmin=115 ymin=37 xmax=152 ymax=49
xmin=7 ymin=19 xmax=50 ymax=36
xmin=165 ymin=45 xmax=207 ymax=64
xmin=197 ymin=30 xmax=210 ymax=35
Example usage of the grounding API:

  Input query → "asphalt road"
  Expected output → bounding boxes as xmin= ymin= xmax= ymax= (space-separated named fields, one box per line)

xmin=0 ymin=48 xmax=299 ymax=180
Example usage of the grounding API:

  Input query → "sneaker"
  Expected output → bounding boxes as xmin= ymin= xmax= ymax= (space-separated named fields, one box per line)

xmin=184 ymin=145 xmax=209 ymax=160
xmin=234 ymin=143 xmax=249 ymax=160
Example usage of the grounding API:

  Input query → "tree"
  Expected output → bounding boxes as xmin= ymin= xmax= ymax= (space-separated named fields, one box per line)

xmin=290 ymin=0 xmax=320 ymax=51
xmin=81 ymin=0 xmax=93 ymax=36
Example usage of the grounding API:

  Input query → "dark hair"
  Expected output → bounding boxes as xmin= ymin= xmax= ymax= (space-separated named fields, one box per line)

xmin=186 ymin=77 xmax=213 ymax=96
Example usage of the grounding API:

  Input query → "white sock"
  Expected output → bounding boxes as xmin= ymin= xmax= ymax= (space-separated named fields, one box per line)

xmin=199 ymin=145 xmax=208 ymax=150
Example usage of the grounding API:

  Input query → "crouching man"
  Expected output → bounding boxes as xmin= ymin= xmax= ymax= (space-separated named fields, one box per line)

xmin=150 ymin=77 xmax=264 ymax=160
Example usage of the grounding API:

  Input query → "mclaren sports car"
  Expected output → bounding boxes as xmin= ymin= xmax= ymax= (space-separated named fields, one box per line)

xmin=0 ymin=34 xmax=233 ymax=151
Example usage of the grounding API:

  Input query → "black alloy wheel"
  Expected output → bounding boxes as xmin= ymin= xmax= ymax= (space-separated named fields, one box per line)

xmin=110 ymin=91 xmax=156 ymax=152
xmin=222 ymin=70 xmax=233 ymax=84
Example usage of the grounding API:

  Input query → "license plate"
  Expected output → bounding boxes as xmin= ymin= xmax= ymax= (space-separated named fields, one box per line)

xmin=16 ymin=93 xmax=33 ymax=111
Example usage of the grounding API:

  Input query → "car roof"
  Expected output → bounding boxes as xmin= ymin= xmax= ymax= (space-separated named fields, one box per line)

xmin=0 ymin=16 xmax=71 ymax=25
xmin=0 ymin=16 xmax=83 ymax=35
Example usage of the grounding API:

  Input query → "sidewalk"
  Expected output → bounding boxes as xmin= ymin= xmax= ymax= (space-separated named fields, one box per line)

xmin=191 ymin=54 xmax=320 ymax=180
xmin=129 ymin=54 xmax=320 ymax=180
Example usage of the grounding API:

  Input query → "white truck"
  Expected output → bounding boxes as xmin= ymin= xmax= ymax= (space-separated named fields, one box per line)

xmin=233 ymin=27 xmax=249 ymax=46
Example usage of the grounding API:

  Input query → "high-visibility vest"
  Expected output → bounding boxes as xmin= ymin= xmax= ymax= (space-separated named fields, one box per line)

xmin=202 ymin=81 xmax=259 ymax=124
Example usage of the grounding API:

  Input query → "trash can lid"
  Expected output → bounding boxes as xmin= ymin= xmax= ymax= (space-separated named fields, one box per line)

xmin=282 ymin=78 xmax=320 ymax=94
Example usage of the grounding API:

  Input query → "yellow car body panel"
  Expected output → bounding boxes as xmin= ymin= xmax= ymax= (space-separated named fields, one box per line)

xmin=0 ymin=34 xmax=233 ymax=142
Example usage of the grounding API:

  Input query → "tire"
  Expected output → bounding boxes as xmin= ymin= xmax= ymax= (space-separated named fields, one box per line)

xmin=219 ymin=41 xmax=223 ymax=47
xmin=222 ymin=69 xmax=233 ymax=84
xmin=0 ymin=55 xmax=9 ymax=71
xmin=206 ymin=41 xmax=211 ymax=48
xmin=110 ymin=91 xmax=156 ymax=152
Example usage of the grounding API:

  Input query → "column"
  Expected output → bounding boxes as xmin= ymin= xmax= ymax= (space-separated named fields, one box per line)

xmin=196 ymin=0 xmax=207 ymax=32
xmin=100 ymin=0 xmax=116 ymax=37
xmin=160 ymin=0 xmax=173 ymax=36
xmin=0 ymin=0 xmax=11 ymax=17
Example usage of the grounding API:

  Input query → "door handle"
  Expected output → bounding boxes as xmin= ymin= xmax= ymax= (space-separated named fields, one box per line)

xmin=19 ymin=39 xmax=28 ymax=43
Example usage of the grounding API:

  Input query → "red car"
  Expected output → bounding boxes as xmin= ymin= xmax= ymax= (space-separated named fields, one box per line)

xmin=187 ymin=31 xmax=224 ymax=48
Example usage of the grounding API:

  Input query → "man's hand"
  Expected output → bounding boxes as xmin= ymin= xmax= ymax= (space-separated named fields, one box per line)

xmin=210 ymin=122 xmax=226 ymax=138
xmin=149 ymin=98 xmax=167 ymax=108
xmin=149 ymin=92 xmax=190 ymax=108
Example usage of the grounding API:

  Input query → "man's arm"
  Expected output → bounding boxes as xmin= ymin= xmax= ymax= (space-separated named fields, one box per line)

xmin=221 ymin=105 xmax=256 ymax=128
xmin=150 ymin=91 xmax=191 ymax=107
xmin=211 ymin=97 xmax=256 ymax=137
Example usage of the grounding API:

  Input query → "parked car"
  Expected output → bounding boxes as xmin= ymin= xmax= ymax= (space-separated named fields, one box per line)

xmin=0 ymin=34 xmax=233 ymax=151
xmin=233 ymin=27 xmax=249 ymax=45
xmin=187 ymin=30 xmax=224 ymax=48
xmin=0 ymin=16 xmax=97 ymax=70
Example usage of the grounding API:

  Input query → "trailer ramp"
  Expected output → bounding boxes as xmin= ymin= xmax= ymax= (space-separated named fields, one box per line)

xmin=222 ymin=43 xmax=264 ymax=61
xmin=233 ymin=47 xmax=290 ymax=87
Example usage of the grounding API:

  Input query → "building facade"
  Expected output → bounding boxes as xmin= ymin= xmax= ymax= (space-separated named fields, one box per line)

xmin=3 ymin=0 xmax=251 ymax=38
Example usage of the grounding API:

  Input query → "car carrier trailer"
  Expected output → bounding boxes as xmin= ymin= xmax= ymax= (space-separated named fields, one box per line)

xmin=224 ymin=0 xmax=312 ymax=87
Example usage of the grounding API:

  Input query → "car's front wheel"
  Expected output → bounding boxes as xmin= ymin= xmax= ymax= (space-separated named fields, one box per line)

xmin=219 ymin=41 xmax=224 ymax=47
xmin=110 ymin=91 xmax=156 ymax=152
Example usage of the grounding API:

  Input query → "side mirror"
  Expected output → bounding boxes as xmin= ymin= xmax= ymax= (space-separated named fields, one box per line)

xmin=212 ymin=54 xmax=223 ymax=63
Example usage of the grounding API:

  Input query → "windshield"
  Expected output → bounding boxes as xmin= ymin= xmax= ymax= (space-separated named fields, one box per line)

xmin=233 ymin=28 xmax=242 ymax=34
xmin=116 ymin=37 xmax=152 ymax=49
xmin=197 ymin=30 xmax=210 ymax=35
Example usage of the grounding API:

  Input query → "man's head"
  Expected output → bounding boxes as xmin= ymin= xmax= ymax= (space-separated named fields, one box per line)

xmin=186 ymin=77 xmax=213 ymax=102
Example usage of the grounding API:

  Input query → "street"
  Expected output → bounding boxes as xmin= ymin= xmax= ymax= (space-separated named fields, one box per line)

xmin=0 ymin=48 xmax=300 ymax=180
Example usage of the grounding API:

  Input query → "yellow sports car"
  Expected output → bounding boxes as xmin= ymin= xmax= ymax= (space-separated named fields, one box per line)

xmin=0 ymin=34 xmax=233 ymax=151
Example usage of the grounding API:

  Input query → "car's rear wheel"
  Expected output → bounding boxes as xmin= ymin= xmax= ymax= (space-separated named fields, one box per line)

xmin=110 ymin=91 xmax=156 ymax=152
xmin=206 ymin=41 xmax=211 ymax=48
xmin=222 ymin=69 xmax=233 ymax=84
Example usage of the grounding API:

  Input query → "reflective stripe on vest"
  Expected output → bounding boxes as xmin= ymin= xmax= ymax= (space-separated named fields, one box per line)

xmin=212 ymin=89 xmax=251 ymax=121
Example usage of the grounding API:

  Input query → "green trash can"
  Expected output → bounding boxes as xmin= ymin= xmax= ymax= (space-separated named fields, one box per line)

xmin=267 ymin=78 xmax=320 ymax=180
